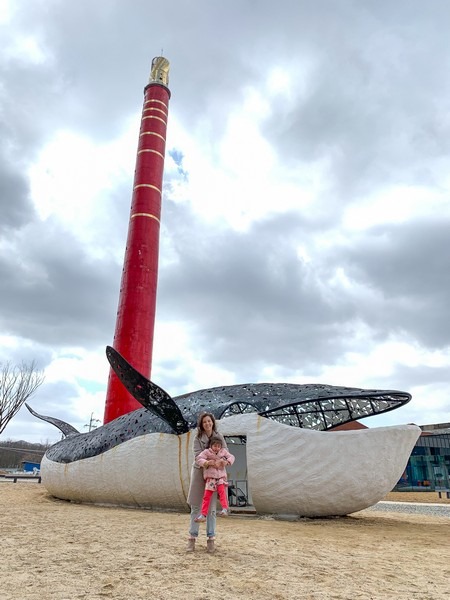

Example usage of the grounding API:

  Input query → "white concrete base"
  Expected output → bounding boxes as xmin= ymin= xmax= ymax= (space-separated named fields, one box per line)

xmin=41 ymin=415 xmax=421 ymax=517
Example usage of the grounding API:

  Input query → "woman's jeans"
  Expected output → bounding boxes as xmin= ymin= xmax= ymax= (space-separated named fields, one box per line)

xmin=189 ymin=492 xmax=217 ymax=539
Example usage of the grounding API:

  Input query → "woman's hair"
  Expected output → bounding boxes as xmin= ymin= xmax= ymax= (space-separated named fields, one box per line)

xmin=196 ymin=412 xmax=217 ymax=438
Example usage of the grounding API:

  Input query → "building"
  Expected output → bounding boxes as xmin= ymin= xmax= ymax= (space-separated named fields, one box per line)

xmin=22 ymin=461 xmax=41 ymax=473
xmin=395 ymin=422 xmax=450 ymax=490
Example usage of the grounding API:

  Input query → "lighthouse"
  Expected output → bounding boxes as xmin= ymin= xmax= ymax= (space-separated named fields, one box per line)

xmin=103 ymin=57 xmax=171 ymax=424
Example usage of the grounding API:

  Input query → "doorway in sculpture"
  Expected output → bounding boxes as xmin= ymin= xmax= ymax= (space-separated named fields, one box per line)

xmin=225 ymin=435 xmax=254 ymax=511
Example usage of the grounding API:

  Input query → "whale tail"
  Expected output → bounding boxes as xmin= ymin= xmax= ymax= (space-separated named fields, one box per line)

xmin=25 ymin=403 xmax=80 ymax=437
xmin=106 ymin=346 xmax=189 ymax=434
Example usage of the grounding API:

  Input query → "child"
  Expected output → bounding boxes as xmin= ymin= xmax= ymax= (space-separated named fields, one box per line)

xmin=194 ymin=435 xmax=235 ymax=522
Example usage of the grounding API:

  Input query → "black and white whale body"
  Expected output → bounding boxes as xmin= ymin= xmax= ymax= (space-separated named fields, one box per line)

xmin=32 ymin=346 xmax=413 ymax=464
xmin=28 ymin=347 xmax=421 ymax=517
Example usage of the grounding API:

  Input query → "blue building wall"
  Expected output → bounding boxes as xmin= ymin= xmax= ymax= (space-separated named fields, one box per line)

xmin=22 ymin=461 xmax=41 ymax=472
xmin=395 ymin=432 xmax=450 ymax=490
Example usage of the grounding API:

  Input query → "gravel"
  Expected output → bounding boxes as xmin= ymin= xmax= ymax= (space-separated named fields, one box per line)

xmin=367 ymin=500 xmax=450 ymax=518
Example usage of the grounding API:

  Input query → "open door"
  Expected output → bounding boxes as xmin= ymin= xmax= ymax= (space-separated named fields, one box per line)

xmin=224 ymin=436 xmax=254 ymax=511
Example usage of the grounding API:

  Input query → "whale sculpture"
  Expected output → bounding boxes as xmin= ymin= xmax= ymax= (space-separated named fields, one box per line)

xmin=28 ymin=347 xmax=421 ymax=517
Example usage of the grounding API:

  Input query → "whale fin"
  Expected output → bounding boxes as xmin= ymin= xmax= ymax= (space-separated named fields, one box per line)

xmin=25 ymin=403 xmax=80 ymax=437
xmin=106 ymin=346 xmax=189 ymax=434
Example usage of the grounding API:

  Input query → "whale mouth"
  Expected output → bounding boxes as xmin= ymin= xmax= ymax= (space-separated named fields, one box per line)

xmin=258 ymin=390 xmax=411 ymax=430
xmin=218 ymin=386 xmax=411 ymax=431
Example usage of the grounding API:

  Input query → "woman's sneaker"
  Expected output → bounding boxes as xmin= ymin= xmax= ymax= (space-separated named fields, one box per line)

xmin=218 ymin=509 xmax=229 ymax=517
xmin=194 ymin=514 xmax=207 ymax=523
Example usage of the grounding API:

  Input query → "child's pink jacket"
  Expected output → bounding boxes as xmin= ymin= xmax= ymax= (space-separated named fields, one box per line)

xmin=195 ymin=447 xmax=235 ymax=480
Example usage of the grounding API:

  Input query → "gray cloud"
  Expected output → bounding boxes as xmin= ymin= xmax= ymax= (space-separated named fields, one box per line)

xmin=156 ymin=198 xmax=450 ymax=388
xmin=0 ymin=157 xmax=33 ymax=231
xmin=260 ymin=2 xmax=450 ymax=201
xmin=379 ymin=363 xmax=450 ymax=390
xmin=158 ymin=204 xmax=359 ymax=378
xmin=0 ymin=221 xmax=120 ymax=348
xmin=337 ymin=219 xmax=450 ymax=348
xmin=1 ymin=0 xmax=450 ymax=439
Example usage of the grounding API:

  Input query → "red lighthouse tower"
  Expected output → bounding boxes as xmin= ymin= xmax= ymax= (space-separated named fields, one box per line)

xmin=103 ymin=57 xmax=171 ymax=424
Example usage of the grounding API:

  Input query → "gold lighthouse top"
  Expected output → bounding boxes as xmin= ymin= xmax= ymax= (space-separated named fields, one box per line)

xmin=149 ymin=57 xmax=170 ymax=86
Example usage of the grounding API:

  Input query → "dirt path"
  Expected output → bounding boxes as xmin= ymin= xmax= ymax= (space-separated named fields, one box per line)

xmin=0 ymin=484 xmax=449 ymax=600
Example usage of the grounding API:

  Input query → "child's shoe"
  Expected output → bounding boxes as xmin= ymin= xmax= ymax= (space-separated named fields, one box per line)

xmin=218 ymin=509 xmax=229 ymax=517
xmin=194 ymin=514 xmax=207 ymax=523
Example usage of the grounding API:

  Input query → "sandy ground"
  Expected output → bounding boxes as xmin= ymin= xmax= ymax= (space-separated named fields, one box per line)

xmin=0 ymin=484 xmax=449 ymax=600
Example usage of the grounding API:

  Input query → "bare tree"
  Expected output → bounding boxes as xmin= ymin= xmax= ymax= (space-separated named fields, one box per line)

xmin=0 ymin=361 xmax=45 ymax=435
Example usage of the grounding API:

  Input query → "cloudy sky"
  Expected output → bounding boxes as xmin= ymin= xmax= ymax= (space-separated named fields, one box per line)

xmin=1 ymin=0 xmax=449 ymax=444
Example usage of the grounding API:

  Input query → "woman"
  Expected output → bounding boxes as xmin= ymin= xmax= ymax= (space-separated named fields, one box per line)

xmin=186 ymin=412 xmax=228 ymax=553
